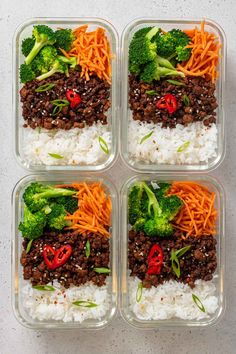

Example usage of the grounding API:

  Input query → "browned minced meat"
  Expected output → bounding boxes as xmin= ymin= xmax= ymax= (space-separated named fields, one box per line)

xmin=128 ymin=230 xmax=217 ymax=288
xmin=20 ymin=70 xmax=111 ymax=130
xmin=20 ymin=230 xmax=110 ymax=288
xmin=129 ymin=75 xmax=218 ymax=128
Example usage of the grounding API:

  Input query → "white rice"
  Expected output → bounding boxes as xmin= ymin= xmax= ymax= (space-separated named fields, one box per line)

xmin=22 ymin=280 xmax=111 ymax=323
xmin=128 ymin=119 xmax=217 ymax=165
xmin=129 ymin=277 xmax=218 ymax=321
xmin=22 ymin=122 xmax=111 ymax=166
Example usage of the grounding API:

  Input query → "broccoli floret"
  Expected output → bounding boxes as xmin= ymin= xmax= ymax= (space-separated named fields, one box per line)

xmin=36 ymin=58 xmax=68 ymax=81
xmin=129 ymin=27 xmax=159 ymax=67
xmin=20 ymin=63 xmax=36 ymax=83
xmin=39 ymin=45 xmax=58 ymax=67
xmin=144 ymin=217 xmax=174 ymax=237
xmin=23 ymin=182 xmax=76 ymax=213
xmin=152 ymin=182 xmax=171 ymax=199
xmin=47 ymin=204 xmax=67 ymax=230
xmin=132 ymin=27 xmax=154 ymax=40
xmin=55 ymin=28 xmax=75 ymax=52
xmin=155 ymin=29 xmax=191 ymax=63
xmin=21 ymin=37 xmax=35 ymax=57
xmin=128 ymin=183 xmax=145 ymax=225
xmin=58 ymin=55 xmax=77 ymax=68
xmin=55 ymin=195 xmax=78 ymax=214
xmin=140 ymin=56 xmax=184 ymax=83
xmin=159 ymin=195 xmax=183 ymax=221
xmin=25 ymin=25 xmax=56 ymax=65
xmin=18 ymin=205 xmax=46 ymax=239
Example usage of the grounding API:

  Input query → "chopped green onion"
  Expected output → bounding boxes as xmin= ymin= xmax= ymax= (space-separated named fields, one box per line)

xmin=175 ymin=245 xmax=191 ymax=258
xmin=72 ymin=300 xmax=98 ymax=308
xmin=145 ymin=90 xmax=157 ymax=96
xmin=93 ymin=267 xmax=110 ymax=274
xmin=33 ymin=285 xmax=55 ymax=291
xmin=35 ymin=83 xmax=55 ymax=92
xmin=192 ymin=294 xmax=206 ymax=313
xmin=52 ymin=105 xmax=62 ymax=116
xmin=166 ymin=79 xmax=186 ymax=86
xmin=177 ymin=141 xmax=190 ymax=153
xmin=85 ymin=240 xmax=90 ymax=258
xmin=171 ymin=246 xmax=191 ymax=278
xmin=183 ymin=94 xmax=190 ymax=106
xmin=98 ymin=136 xmax=109 ymax=154
xmin=51 ymin=99 xmax=69 ymax=116
xmin=26 ymin=239 xmax=33 ymax=254
xmin=140 ymin=131 xmax=153 ymax=144
xmin=48 ymin=153 xmax=64 ymax=159
xmin=136 ymin=282 xmax=143 ymax=303
xmin=170 ymin=250 xmax=181 ymax=278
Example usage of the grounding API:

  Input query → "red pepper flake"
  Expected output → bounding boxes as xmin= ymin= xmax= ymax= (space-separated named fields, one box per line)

xmin=156 ymin=94 xmax=177 ymax=114
xmin=43 ymin=244 xmax=72 ymax=270
xmin=147 ymin=244 xmax=163 ymax=275
xmin=66 ymin=89 xmax=81 ymax=109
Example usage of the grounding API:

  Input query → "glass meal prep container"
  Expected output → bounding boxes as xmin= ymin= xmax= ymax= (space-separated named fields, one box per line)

xmin=121 ymin=18 xmax=226 ymax=172
xmin=13 ymin=18 xmax=119 ymax=172
xmin=120 ymin=174 xmax=225 ymax=328
xmin=12 ymin=174 xmax=118 ymax=329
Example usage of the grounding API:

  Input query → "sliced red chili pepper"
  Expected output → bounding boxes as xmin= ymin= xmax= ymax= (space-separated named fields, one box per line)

xmin=43 ymin=244 xmax=72 ymax=270
xmin=66 ymin=89 xmax=81 ymax=109
xmin=147 ymin=244 xmax=163 ymax=275
xmin=156 ymin=94 xmax=177 ymax=114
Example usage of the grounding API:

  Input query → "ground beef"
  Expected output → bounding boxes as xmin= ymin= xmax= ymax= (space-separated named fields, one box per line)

xmin=20 ymin=230 xmax=110 ymax=288
xmin=20 ymin=70 xmax=111 ymax=130
xmin=128 ymin=230 xmax=217 ymax=288
xmin=129 ymin=75 xmax=217 ymax=128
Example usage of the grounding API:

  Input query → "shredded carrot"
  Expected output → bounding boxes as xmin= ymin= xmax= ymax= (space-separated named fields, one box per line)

xmin=62 ymin=25 xmax=112 ymax=83
xmin=169 ymin=181 xmax=217 ymax=238
xmin=177 ymin=21 xmax=221 ymax=82
xmin=56 ymin=182 xmax=111 ymax=238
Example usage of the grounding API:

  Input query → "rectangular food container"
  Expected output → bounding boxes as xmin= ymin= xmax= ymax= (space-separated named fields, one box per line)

xmin=12 ymin=174 xmax=118 ymax=329
xmin=120 ymin=174 xmax=225 ymax=328
xmin=13 ymin=17 xmax=119 ymax=172
xmin=121 ymin=18 xmax=226 ymax=172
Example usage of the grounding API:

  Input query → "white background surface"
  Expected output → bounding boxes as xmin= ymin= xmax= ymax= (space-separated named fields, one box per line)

xmin=0 ymin=0 xmax=236 ymax=353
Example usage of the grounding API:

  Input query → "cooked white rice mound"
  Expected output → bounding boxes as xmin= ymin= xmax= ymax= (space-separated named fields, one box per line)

xmin=22 ymin=123 xmax=111 ymax=166
xmin=128 ymin=120 xmax=217 ymax=165
xmin=22 ymin=280 xmax=111 ymax=323
xmin=129 ymin=277 xmax=218 ymax=320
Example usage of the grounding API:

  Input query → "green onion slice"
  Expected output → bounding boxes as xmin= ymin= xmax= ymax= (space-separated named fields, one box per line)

xmin=72 ymin=300 xmax=98 ymax=308
xmin=93 ymin=267 xmax=111 ymax=274
xmin=51 ymin=99 xmax=70 ymax=106
xmin=35 ymin=83 xmax=55 ymax=92
xmin=192 ymin=294 xmax=206 ymax=313
xmin=183 ymin=94 xmax=190 ymax=106
xmin=145 ymin=90 xmax=157 ymax=96
xmin=33 ymin=285 xmax=55 ymax=291
xmin=136 ymin=282 xmax=143 ymax=303
xmin=26 ymin=239 xmax=33 ymax=254
xmin=98 ymin=136 xmax=109 ymax=154
xmin=177 ymin=141 xmax=190 ymax=153
xmin=52 ymin=105 xmax=62 ymax=116
xmin=48 ymin=153 xmax=64 ymax=159
xmin=166 ymin=79 xmax=186 ymax=86
xmin=140 ymin=131 xmax=153 ymax=144
xmin=85 ymin=240 xmax=90 ymax=258
xmin=171 ymin=246 xmax=191 ymax=278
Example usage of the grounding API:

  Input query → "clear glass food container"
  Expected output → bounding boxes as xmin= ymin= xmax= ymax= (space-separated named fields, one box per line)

xmin=121 ymin=18 xmax=226 ymax=172
xmin=12 ymin=174 xmax=118 ymax=329
xmin=120 ymin=174 xmax=225 ymax=328
xmin=13 ymin=18 xmax=119 ymax=172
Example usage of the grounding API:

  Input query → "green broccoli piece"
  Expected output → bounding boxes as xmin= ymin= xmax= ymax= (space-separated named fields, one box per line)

xmin=132 ymin=27 xmax=154 ymax=40
xmin=18 ymin=205 xmax=46 ymax=239
xmin=47 ymin=204 xmax=68 ymax=230
xmin=144 ymin=217 xmax=174 ymax=237
xmin=128 ymin=183 xmax=145 ymax=225
xmin=152 ymin=182 xmax=171 ymax=199
xmin=129 ymin=27 xmax=159 ymax=67
xmin=25 ymin=25 xmax=56 ymax=65
xmin=140 ymin=55 xmax=184 ymax=83
xmin=159 ymin=195 xmax=183 ymax=221
xmin=20 ymin=63 xmax=36 ymax=83
xmin=155 ymin=29 xmax=191 ymax=63
xmin=36 ymin=58 xmax=68 ymax=80
xmin=55 ymin=195 xmax=78 ymax=214
xmin=21 ymin=37 xmax=35 ymax=57
xmin=55 ymin=29 xmax=75 ymax=52
xmin=23 ymin=182 xmax=76 ymax=213
xmin=58 ymin=55 xmax=77 ymax=68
